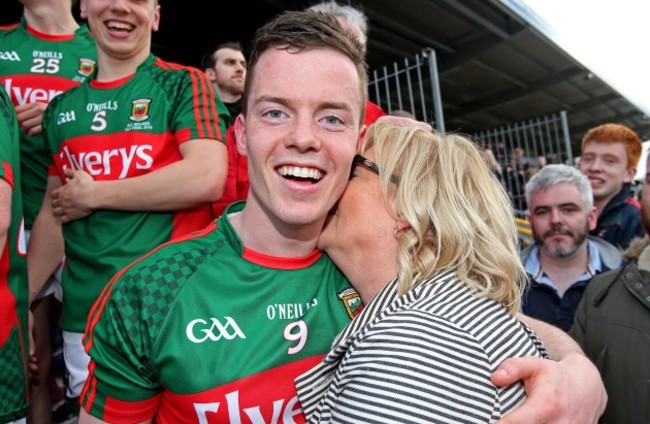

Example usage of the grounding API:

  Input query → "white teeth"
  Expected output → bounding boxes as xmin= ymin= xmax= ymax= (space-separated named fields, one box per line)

xmin=278 ymin=166 xmax=323 ymax=180
xmin=107 ymin=21 xmax=133 ymax=30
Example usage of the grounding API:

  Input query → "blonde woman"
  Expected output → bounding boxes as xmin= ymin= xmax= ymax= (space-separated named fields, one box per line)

xmin=297 ymin=123 xmax=548 ymax=423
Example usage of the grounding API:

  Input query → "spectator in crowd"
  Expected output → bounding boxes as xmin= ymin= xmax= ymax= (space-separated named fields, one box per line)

xmin=306 ymin=0 xmax=386 ymax=126
xmin=521 ymin=165 xmax=623 ymax=331
xmin=570 ymin=151 xmax=650 ymax=424
xmin=0 ymin=1 xmax=96 ymax=421
xmin=202 ymin=41 xmax=246 ymax=116
xmin=79 ymin=10 xmax=606 ymax=424
xmin=201 ymin=41 xmax=249 ymax=217
xmin=28 ymin=0 xmax=228 ymax=419
xmin=0 ymin=75 xmax=29 ymax=424
xmin=578 ymin=123 xmax=645 ymax=249
xmin=296 ymin=123 xmax=549 ymax=421
xmin=504 ymin=155 xmax=527 ymax=211
xmin=482 ymin=147 xmax=505 ymax=183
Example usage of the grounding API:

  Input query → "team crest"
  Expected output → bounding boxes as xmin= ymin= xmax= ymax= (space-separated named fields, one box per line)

xmin=77 ymin=58 xmax=96 ymax=76
xmin=130 ymin=99 xmax=152 ymax=122
xmin=337 ymin=288 xmax=363 ymax=319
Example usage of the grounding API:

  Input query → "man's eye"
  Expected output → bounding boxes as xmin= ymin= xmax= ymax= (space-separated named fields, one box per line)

xmin=266 ymin=110 xmax=283 ymax=119
xmin=324 ymin=116 xmax=343 ymax=125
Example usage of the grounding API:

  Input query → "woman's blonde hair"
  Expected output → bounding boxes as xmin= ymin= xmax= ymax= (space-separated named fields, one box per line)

xmin=363 ymin=122 xmax=525 ymax=313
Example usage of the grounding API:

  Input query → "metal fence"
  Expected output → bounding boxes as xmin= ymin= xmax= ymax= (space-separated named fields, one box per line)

xmin=472 ymin=112 xmax=573 ymax=214
xmin=368 ymin=48 xmax=445 ymax=132
xmin=367 ymin=48 xmax=573 ymax=216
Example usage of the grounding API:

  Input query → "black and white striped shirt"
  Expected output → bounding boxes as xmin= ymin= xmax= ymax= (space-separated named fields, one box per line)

xmin=296 ymin=270 xmax=549 ymax=423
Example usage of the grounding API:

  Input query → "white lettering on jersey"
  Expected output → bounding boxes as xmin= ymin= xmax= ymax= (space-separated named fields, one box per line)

xmin=59 ymin=144 xmax=154 ymax=179
xmin=57 ymin=110 xmax=76 ymax=125
xmin=186 ymin=318 xmax=246 ymax=344
xmin=266 ymin=298 xmax=318 ymax=320
xmin=2 ymin=78 xmax=62 ymax=105
xmin=85 ymin=101 xmax=119 ymax=113
xmin=284 ymin=320 xmax=308 ymax=355
xmin=194 ymin=392 xmax=301 ymax=424
xmin=0 ymin=51 xmax=20 ymax=61
xmin=32 ymin=50 xmax=63 ymax=60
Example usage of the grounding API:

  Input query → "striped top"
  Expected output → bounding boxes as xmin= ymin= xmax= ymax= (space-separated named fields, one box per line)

xmin=295 ymin=270 xmax=549 ymax=423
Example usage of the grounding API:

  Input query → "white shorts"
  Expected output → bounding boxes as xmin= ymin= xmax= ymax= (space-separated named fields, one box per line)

xmin=5 ymin=418 xmax=26 ymax=424
xmin=62 ymin=331 xmax=91 ymax=398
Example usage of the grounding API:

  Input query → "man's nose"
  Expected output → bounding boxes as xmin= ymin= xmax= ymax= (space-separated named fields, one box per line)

xmin=286 ymin=115 xmax=321 ymax=152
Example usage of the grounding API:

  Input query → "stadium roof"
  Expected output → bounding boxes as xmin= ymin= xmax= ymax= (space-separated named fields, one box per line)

xmin=154 ymin=0 xmax=649 ymax=156
xmin=4 ymin=0 xmax=647 ymax=155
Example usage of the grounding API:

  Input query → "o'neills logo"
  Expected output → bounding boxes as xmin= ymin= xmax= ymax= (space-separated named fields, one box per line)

xmin=130 ymin=98 xmax=151 ymax=122
xmin=77 ymin=58 xmax=96 ymax=77
xmin=337 ymin=288 xmax=363 ymax=318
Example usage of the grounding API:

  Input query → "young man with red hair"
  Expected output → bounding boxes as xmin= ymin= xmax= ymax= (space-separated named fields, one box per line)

xmin=578 ymin=123 xmax=645 ymax=249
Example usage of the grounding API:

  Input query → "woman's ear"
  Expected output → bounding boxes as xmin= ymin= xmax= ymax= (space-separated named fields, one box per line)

xmin=395 ymin=218 xmax=410 ymax=232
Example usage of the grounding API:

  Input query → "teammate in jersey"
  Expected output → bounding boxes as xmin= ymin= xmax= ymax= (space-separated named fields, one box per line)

xmin=0 ymin=1 xmax=96 ymax=421
xmin=27 ymin=0 xmax=228 ymax=417
xmin=0 ymin=76 xmax=29 ymax=424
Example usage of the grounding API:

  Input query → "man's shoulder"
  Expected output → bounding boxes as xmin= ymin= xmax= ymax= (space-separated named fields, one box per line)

xmin=623 ymin=197 xmax=641 ymax=209
xmin=604 ymin=184 xmax=639 ymax=211
xmin=43 ymin=83 xmax=86 ymax=122
xmin=113 ymin=222 xmax=223 ymax=287
xmin=582 ymin=261 xmax=632 ymax=303
xmin=0 ymin=20 xmax=23 ymax=39
xmin=147 ymin=56 xmax=206 ymax=83
xmin=588 ymin=236 xmax=623 ymax=269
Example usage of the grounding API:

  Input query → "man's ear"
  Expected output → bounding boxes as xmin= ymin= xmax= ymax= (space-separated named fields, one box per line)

xmin=80 ymin=0 xmax=88 ymax=19
xmin=624 ymin=166 xmax=637 ymax=183
xmin=527 ymin=213 xmax=537 ymax=238
xmin=588 ymin=207 xmax=598 ymax=231
xmin=234 ymin=114 xmax=247 ymax=157
xmin=152 ymin=4 xmax=161 ymax=32
xmin=357 ymin=125 xmax=366 ymax=153
xmin=204 ymin=68 xmax=217 ymax=82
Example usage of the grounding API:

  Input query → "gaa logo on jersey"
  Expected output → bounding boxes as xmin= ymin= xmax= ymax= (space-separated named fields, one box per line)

xmin=337 ymin=288 xmax=363 ymax=319
xmin=77 ymin=58 xmax=96 ymax=77
xmin=130 ymin=99 xmax=152 ymax=122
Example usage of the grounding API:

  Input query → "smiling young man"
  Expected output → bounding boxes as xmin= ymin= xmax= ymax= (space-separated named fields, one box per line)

xmin=521 ymin=165 xmax=623 ymax=331
xmin=27 ymin=0 xmax=228 ymax=415
xmin=78 ymin=10 xmax=366 ymax=423
xmin=578 ymin=123 xmax=645 ymax=249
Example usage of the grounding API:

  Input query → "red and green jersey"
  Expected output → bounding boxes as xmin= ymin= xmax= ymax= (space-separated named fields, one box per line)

xmin=0 ymin=80 xmax=29 ymax=423
xmin=81 ymin=201 xmax=362 ymax=423
xmin=41 ymin=54 xmax=228 ymax=333
xmin=0 ymin=17 xmax=96 ymax=228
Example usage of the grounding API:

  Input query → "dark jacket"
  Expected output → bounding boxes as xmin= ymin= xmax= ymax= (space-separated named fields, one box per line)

xmin=520 ymin=236 xmax=622 ymax=331
xmin=570 ymin=237 xmax=650 ymax=424
xmin=592 ymin=183 xmax=645 ymax=249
